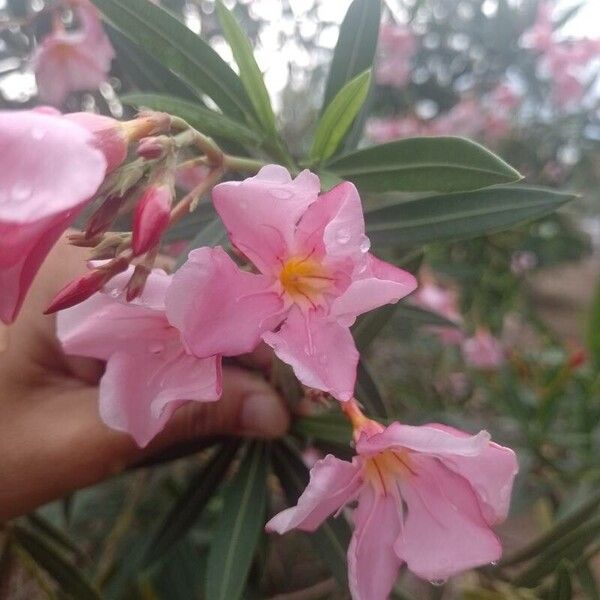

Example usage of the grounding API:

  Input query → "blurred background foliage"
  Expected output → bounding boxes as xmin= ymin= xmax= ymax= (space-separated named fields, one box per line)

xmin=1 ymin=0 xmax=599 ymax=598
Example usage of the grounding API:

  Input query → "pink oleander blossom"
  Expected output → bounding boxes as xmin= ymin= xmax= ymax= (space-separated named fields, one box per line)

xmin=166 ymin=165 xmax=417 ymax=401
xmin=267 ymin=417 xmax=518 ymax=599
xmin=462 ymin=328 xmax=505 ymax=370
xmin=376 ymin=24 xmax=416 ymax=88
xmin=0 ymin=109 xmax=107 ymax=324
xmin=32 ymin=0 xmax=115 ymax=105
xmin=57 ymin=267 xmax=221 ymax=447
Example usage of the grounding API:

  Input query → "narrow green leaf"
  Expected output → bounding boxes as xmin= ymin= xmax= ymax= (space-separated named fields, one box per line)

xmin=292 ymin=411 xmax=352 ymax=446
xmin=215 ymin=0 xmax=276 ymax=135
xmin=550 ymin=562 xmax=572 ymax=600
xmin=205 ymin=442 xmax=269 ymax=600
xmin=356 ymin=359 xmax=388 ymax=418
xmin=395 ymin=304 xmax=459 ymax=328
xmin=501 ymin=488 xmax=600 ymax=567
xmin=107 ymin=26 xmax=198 ymax=101
xmin=11 ymin=525 xmax=101 ymax=600
xmin=26 ymin=514 xmax=84 ymax=560
xmin=323 ymin=0 xmax=381 ymax=110
xmin=365 ymin=186 xmax=575 ymax=247
xmin=144 ymin=441 xmax=241 ymax=566
xmin=121 ymin=93 xmax=261 ymax=147
xmin=576 ymin=563 xmax=600 ymax=600
xmin=327 ymin=137 xmax=522 ymax=193
xmin=91 ymin=0 xmax=251 ymax=121
xmin=587 ymin=280 xmax=600 ymax=370
xmin=272 ymin=442 xmax=351 ymax=587
xmin=353 ymin=303 xmax=399 ymax=352
xmin=310 ymin=70 xmax=371 ymax=163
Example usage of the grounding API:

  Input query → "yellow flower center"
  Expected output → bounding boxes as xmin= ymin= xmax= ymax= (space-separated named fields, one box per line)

xmin=362 ymin=450 xmax=413 ymax=496
xmin=278 ymin=256 xmax=333 ymax=305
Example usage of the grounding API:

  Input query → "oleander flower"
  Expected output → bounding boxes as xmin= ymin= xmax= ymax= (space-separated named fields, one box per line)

xmin=0 ymin=109 xmax=107 ymax=323
xmin=462 ymin=328 xmax=505 ymax=370
xmin=57 ymin=267 xmax=221 ymax=447
xmin=267 ymin=413 xmax=518 ymax=600
xmin=32 ymin=0 xmax=115 ymax=105
xmin=167 ymin=165 xmax=417 ymax=400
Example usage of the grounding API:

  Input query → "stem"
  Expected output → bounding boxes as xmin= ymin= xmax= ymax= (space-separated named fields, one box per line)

xmin=169 ymin=167 xmax=224 ymax=223
xmin=224 ymin=155 xmax=267 ymax=173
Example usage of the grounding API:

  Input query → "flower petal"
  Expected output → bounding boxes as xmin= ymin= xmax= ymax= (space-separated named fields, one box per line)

xmin=395 ymin=456 xmax=501 ymax=581
xmin=332 ymin=254 xmax=418 ymax=326
xmin=99 ymin=348 xmax=220 ymax=447
xmin=166 ymin=246 xmax=284 ymax=357
xmin=348 ymin=487 xmax=403 ymax=600
xmin=212 ymin=166 xmax=320 ymax=272
xmin=356 ymin=421 xmax=491 ymax=458
xmin=429 ymin=424 xmax=518 ymax=524
xmin=262 ymin=308 xmax=358 ymax=400
xmin=266 ymin=454 xmax=360 ymax=533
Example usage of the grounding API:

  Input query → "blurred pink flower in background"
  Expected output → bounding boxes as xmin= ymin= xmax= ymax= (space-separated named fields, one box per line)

xmin=462 ymin=328 xmax=505 ymax=370
xmin=167 ymin=166 xmax=417 ymax=401
xmin=521 ymin=1 xmax=554 ymax=52
xmin=32 ymin=0 xmax=115 ymax=105
xmin=376 ymin=24 xmax=416 ymax=88
xmin=267 ymin=414 xmax=517 ymax=599
xmin=0 ymin=109 xmax=107 ymax=323
xmin=57 ymin=267 xmax=222 ymax=447
xmin=176 ymin=163 xmax=210 ymax=192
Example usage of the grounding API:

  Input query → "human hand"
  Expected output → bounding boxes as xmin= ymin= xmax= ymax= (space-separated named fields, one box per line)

xmin=0 ymin=234 xmax=289 ymax=521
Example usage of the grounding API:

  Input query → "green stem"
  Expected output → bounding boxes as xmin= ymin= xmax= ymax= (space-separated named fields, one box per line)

xmin=224 ymin=155 xmax=266 ymax=173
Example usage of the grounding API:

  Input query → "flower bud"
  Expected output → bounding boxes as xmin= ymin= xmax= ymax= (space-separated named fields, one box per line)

xmin=137 ymin=136 xmax=171 ymax=160
xmin=132 ymin=184 xmax=172 ymax=256
xmin=125 ymin=264 xmax=151 ymax=301
xmin=44 ymin=257 xmax=129 ymax=314
xmin=85 ymin=194 xmax=125 ymax=239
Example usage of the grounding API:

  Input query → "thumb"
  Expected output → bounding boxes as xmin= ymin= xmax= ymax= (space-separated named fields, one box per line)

xmin=154 ymin=365 xmax=290 ymax=447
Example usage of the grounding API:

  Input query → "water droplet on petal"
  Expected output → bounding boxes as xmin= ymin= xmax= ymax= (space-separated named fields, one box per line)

xmin=11 ymin=183 xmax=32 ymax=202
xmin=335 ymin=228 xmax=351 ymax=244
xmin=359 ymin=236 xmax=371 ymax=253
xmin=149 ymin=342 xmax=164 ymax=354
xmin=109 ymin=289 xmax=120 ymax=298
xmin=429 ymin=579 xmax=446 ymax=587
xmin=31 ymin=127 xmax=45 ymax=140
xmin=490 ymin=561 xmax=498 ymax=567
xmin=271 ymin=188 xmax=293 ymax=200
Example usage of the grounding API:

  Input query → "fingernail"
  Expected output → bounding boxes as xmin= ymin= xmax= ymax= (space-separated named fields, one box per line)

xmin=241 ymin=392 xmax=289 ymax=438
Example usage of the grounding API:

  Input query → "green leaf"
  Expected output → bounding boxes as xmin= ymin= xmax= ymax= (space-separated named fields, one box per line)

xmin=576 ymin=563 xmax=600 ymax=600
xmin=549 ymin=562 xmax=572 ymax=600
xmin=327 ymin=137 xmax=522 ymax=193
xmin=91 ymin=0 xmax=251 ymax=121
xmin=121 ymin=93 xmax=261 ymax=147
xmin=366 ymin=186 xmax=575 ymax=247
xmin=272 ymin=442 xmax=351 ymax=587
xmin=144 ymin=441 xmax=241 ymax=566
xmin=26 ymin=514 xmax=85 ymax=560
xmin=395 ymin=303 xmax=459 ymax=328
xmin=292 ymin=411 xmax=352 ymax=446
xmin=107 ymin=26 xmax=198 ymax=101
xmin=353 ymin=303 xmax=399 ymax=352
xmin=587 ymin=280 xmax=600 ymax=370
xmin=356 ymin=359 xmax=388 ymax=418
xmin=322 ymin=0 xmax=381 ymax=111
xmin=205 ymin=442 xmax=269 ymax=600
xmin=310 ymin=70 xmax=371 ymax=164
xmin=11 ymin=524 xmax=101 ymax=600
xmin=215 ymin=0 xmax=276 ymax=135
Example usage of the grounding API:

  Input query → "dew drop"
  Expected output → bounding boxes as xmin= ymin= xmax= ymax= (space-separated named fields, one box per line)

xmin=359 ymin=236 xmax=371 ymax=253
xmin=489 ymin=561 xmax=498 ymax=567
xmin=335 ymin=228 xmax=351 ymax=244
xmin=429 ymin=579 xmax=446 ymax=587
xmin=11 ymin=183 xmax=32 ymax=202
xmin=149 ymin=342 xmax=164 ymax=354
xmin=109 ymin=289 xmax=120 ymax=298
xmin=271 ymin=188 xmax=293 ymax=200
xmin=31 ymin=127 xmax=46 ymax=140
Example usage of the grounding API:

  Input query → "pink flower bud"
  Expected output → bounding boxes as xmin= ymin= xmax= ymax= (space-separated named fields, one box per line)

xmin=137 ymin=136 xmax=169 ymax=160
xmin=85 ymin=194 xmax=125 ymax=238
xmin=132 ymin=184 xmax=172 ymax=256
xmin=45 ymin=257 xmax=128 ymax=314
xmin=125 ymin=264 xmax=151 ymax=301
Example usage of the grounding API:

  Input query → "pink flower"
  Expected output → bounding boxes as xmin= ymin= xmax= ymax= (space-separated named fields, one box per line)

xmin=167 ymin=166 xmax=417 ymax=400
xmin=462 ymin=329 xmax=505 ymax=370
xmin=176 ymin=164 xmax=210 ymax=192
xmin=411 ymin=280 xmax=464 ymax=345
xmin=0 ymin=109 xmax=107 ymax=323
xmin=376 ymin=24 xmax=416 ymax=88
xmin=267 ymin=414 xmax=517 ymax=598
xmin=57 ymin=267 xmax=221 ymax=447
xmin=32 ymin=0 xmax=115 ymax=105
xmin=521 ymin=1 xmax=554 ymax=52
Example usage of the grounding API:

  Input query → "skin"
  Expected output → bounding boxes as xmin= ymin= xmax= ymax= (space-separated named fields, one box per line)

xmin=0 ymin=235 xmax=289 ymax=522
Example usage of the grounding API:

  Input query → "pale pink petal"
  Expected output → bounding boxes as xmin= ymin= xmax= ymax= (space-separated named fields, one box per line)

xmin=99 ymin=348 xmax=220 ymax=447
xmin=295 ymin=181 xmax=368 ymax=261
xmin=395 ymin=456 xmax=501 ymax=581
xmin=332 ymin=254 xmax=417 ymax=326
xmin=266 ymin=454 xmax=360 ymax=533
xmin=348 ymin=487 xmax=403 ymax=600
xmin=262 ymin=307 xmax=358 ymax=401
xmin=356 ymin=421 xmax=491 ymax=458
xmin=429 ymin=424 xmax=518 ymax=524
xmin=166 ymin=246 xmax=284 ymax=357
xmin=212 ymin=165 xmax=320 ymax=272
